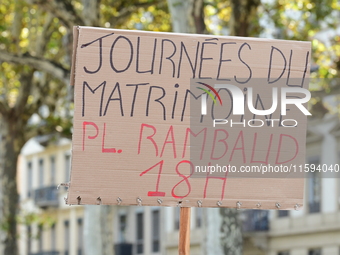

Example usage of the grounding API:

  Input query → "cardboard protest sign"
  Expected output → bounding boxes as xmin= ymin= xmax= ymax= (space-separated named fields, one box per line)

xmin=67 ymin=26 xmax=311 ymax=209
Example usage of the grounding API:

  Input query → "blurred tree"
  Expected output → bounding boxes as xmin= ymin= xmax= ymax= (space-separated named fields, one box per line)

xmin=0 ymin=1 xmax=71 ymax=254
xmin=262 ymin=0 xmax=340 ymax=117
xmin=0 ymin=0 xmax=170 ymax=254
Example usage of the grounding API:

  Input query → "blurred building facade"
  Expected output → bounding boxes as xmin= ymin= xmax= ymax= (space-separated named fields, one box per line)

xmin=17 ymin=115 xmax=340 ymax=255
xmin=17 ymin=136 xmax=206 ymax=255
xmin=267 ymin=116 xmax=340 ymax=255
xmin=244 ymin=116 xmax=340 ymax=255
xmin=17 ymin=137 xmax=83 ymax=255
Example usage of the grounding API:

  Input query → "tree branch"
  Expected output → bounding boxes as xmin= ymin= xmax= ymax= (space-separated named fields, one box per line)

xmin=24 ymin=114 xmax=73 ymax=141
xmin=82 ymin=0 xmax=101 ymax=26
xmin=35 ymin=13 xmax=54 ymax=57
xmin=310 ymin=79 xmax=340 ymax=98
xmin=0 ymin=100 xmax=9 ymax=116
xmin=14 ymin=72 xmax=34 ymax=117
xmin=109 ymin=1 xmax=161 ymax=26
xmin=0 ymin=50 xmax=70 ymax=85
xmin=311 ymin=88 xmax=340 ymax=98
xmin=27 ymin=0 xmax=84 ymax=29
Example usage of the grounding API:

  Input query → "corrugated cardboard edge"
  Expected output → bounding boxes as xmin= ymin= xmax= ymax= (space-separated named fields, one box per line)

xmin=65 ymin=26 xmax=80 ymax=204
xmin=70 ymin=26 xmax=80 ymax=86
xmin=72 ymin=26 xmax=312 ymax=45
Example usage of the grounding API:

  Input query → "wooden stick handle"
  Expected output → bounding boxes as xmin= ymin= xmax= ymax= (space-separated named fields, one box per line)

xmin=179 ymin=207 xmax=191 ymax=255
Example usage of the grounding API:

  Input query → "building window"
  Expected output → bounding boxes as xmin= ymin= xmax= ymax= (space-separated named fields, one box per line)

xmin=174 ymin=207 xmax=180 ymax=230
xmin=308 ymin=248 xmax=321 ymax=255
xmin=196 ymin=207 xmax=203 ymax=228
xmin=27 ymin=162 xmax=33 ymax=198
xmin=39 ymin=159 xmax=44 ymax=187
xmin=136 ymin=212 xmax=144 ymax=254
xmin=278 ymin=210 xmax=289 ymax=217
xmin=64 ymin=221 xmax=70 ymax=255
xmin=51 ymin=224 xmax=56 ymax=251
xmin=65 ymin=154 xmax=71 ymax=182
xmin=78 ymin=219 xmax=83 ymax=255
xmin=308 ymin=157 xmax=321 ymax=213
xmin=152 ymin=210 xmax=160 ymax=252
xmin=50 ymin=156 xmax=56 ymax=185
xmin=119 ymin=214 xmax=127 ymax=243
xmin=278 ymin=251 xmax=289 ymax=255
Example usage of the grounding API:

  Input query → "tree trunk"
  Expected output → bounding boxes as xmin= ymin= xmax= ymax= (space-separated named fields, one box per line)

xmin=82 ymin=0 xmax=101 ymax=27
xmin=220 ymin=208 xmax=243 ymax=255
xmin=167 ymin=0 xmax=207 ymax=34
xmin=84 ymin=205 xmax=103 ymax=255
xmin=83 ymin=205 xmax=114 ymax=255
xmin=0 ymin=116 xmax=24 ymax=255
xmin=0 ymin=118 xmax=3 ymax=254
xmin=203 ymin=208 xmax=224 ymax=255
xmin=101 ymin=206 xmax=114 ymax=255
xmin=229 ymin=0 xmax=261 ymax=36
xmin=166 ymin=1 xmax=245 ymax=254
xmin=80 ymin=1 xmax=116 ymax=253
xmin=218 ymin=1 xmax=261 ymax=253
